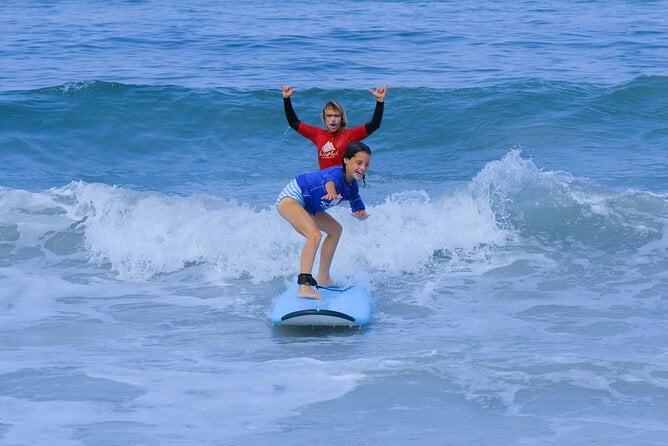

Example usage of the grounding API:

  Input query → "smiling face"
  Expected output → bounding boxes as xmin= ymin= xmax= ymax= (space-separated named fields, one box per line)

xmin=343 ymin=151 xmax=371 ymax=182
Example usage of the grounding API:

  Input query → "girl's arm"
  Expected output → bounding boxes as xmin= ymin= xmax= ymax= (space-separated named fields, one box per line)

xmin=349 ymin=183 xmax=368 ymax=219
xmin=321 ymin=181 xmax=342 ymax=201
xmin=351 ymin=209 xmax=369 ymax=220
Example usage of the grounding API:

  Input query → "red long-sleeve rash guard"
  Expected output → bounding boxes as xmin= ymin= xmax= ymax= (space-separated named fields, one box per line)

xmin=283 ymin=97 xmax=383 ymax=169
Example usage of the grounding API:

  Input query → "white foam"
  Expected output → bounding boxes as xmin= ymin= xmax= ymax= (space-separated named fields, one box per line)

xmin=6 ymin=150 xmax=663 ymax=289
xmin=18 ymin=179 xmax=512 ymax=282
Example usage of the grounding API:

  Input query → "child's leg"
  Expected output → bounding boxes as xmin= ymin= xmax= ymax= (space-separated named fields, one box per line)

xmin=313 ymin=212 xmax=342 ymax=286
xmin=277 ymin=198 xmax=323 ymax=299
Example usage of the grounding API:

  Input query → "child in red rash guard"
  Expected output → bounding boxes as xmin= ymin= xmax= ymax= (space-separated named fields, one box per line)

xmin=281 ymin=84 xmax=387 ymax=169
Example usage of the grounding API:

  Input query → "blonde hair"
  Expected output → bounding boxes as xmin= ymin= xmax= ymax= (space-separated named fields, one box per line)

xmin=321 ymin=101 xmax=347 ymax=128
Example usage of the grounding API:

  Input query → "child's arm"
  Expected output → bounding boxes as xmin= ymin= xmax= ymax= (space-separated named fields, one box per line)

xmin=365 ymin=85 xmax=388 ymax=134
xmin=321 ymin=181 xmax=342 ymax=202
xmin=282 ymin=85 xmax=301 ymax=131
xmin=351 ymin=209 xmax=369 ymax=220
xmin=349 ymin=185 xmax=369 ymax=220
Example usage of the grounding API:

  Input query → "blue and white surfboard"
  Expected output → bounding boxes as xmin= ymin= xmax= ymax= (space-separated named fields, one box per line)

xmin=270 ymin=283 xmax=372 ymax=327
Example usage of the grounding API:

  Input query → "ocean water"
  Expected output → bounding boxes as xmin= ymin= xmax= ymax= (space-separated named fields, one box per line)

xmin=1 ymin=1 xmax=668 ymax=445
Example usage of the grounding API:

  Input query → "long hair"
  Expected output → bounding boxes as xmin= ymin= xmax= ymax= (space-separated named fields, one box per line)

xmin=342 ymin=142 xmax=371 ymax=187
xmin=321 ymin=101 xmax=347 ymax=128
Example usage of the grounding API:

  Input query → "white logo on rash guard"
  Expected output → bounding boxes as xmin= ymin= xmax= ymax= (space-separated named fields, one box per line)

xmin=320 ymin=141 xmax=337 ymax=158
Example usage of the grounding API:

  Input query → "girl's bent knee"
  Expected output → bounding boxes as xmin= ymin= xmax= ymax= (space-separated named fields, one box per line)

xmin=327 ymin=221 xmax=343 ymax=238
xmin=305 ymin=230 xmax=322 ymax=244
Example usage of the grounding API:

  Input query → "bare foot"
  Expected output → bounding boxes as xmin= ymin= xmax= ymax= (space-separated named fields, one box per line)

xmin=296 ymin=285 xmax=322 ymax=300
xmin=316 ymin=275 xmax=334 ymax=286
xmin=316 ymin=276 xmax=342 ymax=288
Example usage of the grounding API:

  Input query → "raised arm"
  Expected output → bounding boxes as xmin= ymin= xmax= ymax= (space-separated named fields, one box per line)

xmin=282 ymin=85 xmax=301 ymax=131
xmin=365 ymin=85 xmax=388 ymax=135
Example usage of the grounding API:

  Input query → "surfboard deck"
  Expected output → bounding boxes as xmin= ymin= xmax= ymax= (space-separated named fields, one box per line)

xmin=270 ymin=283 xmax=372 ymax=327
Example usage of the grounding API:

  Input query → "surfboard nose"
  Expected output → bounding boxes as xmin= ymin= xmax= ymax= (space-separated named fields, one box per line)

xmin=270 ymin=283 xmax=372 ymax=327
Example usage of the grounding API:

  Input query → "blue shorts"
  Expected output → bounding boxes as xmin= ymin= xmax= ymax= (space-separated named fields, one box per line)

xmin=276 ymin=179 xmax=305 ymax=207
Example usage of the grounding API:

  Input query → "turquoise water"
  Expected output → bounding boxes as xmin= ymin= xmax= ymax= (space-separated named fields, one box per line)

xmin=1 ymin=1 xmax=667 ymax=445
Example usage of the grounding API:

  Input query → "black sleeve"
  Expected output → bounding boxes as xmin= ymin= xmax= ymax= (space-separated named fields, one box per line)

xmin=283 ymin=97 xmax=301 ymax=131
xmin=364 ymin=100 xmax=384 ymax=135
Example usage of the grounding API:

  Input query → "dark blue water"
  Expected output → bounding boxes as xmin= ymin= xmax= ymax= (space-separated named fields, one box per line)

xmin=1 ymin=1 xmax=667 ymax=445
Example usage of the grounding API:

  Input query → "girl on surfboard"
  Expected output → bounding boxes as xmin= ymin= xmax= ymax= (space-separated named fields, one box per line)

xmin=281 ymin=84 xmax=387 ymax=170
xmin=276 ymin=142 xmax=372 ymax=299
